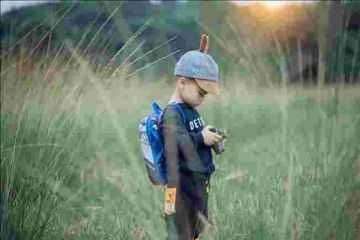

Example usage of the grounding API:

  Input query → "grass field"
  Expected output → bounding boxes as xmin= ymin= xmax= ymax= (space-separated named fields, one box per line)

xmin=1 ymin=60 xmax=360 ymax=240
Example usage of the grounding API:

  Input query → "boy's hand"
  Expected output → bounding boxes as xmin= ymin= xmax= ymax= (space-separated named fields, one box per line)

xmin=202 ymin=126 xmax=223 ymax=146
xmin=164 ymin=187 xmax=176 ymax=215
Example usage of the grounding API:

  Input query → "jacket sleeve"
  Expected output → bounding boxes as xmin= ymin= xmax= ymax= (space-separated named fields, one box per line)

xmin=162 ymin=107 xmax=202 ymax=188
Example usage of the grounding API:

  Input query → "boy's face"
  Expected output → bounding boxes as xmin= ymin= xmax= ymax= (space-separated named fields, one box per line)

xmin=178 ymin=77 xmax=208 ymax=107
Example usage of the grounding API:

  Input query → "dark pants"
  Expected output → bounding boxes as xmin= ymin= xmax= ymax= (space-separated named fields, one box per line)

xmin=165 ymin=171 xmax=210 ymax=240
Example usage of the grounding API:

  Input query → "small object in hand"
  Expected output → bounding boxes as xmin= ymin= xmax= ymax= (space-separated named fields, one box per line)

xmin=209 ymin=127 xmax=227 ymax=154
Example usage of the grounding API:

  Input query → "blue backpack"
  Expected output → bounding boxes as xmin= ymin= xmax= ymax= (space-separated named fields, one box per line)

xmin=138 ymin=101 xmax=185 ymax=185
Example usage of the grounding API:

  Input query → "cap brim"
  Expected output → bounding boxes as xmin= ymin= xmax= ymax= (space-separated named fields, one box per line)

xmin=195 ymin=79 xmax=220 ymax=95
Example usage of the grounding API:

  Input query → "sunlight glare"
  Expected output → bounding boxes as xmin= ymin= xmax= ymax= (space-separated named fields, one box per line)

xmin=232 ymin=1 xmax=313 ymax=9
xmin=262 ymin=1 xmax=287 ymax=9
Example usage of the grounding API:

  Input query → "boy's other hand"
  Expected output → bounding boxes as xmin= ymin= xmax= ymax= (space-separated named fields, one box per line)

xmin=164 ymin=187 xmax=176 ymax=215
xmin=202 ymin=126 xmax=223 ymax=146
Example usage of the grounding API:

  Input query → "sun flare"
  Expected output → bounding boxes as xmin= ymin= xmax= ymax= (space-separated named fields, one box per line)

xmin=262 ymin=1 xmax=287 ymax=9
xmin=232 ymin=1 xmax=306 ymax=9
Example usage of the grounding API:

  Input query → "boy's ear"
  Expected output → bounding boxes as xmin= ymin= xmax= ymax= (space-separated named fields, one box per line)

xmin=176 ymin=77 xmax=186 ymax=89
xmin=177 ymin=77 xmax=186 ymax=84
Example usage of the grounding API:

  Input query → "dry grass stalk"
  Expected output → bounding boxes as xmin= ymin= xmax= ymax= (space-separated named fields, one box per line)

xmin=224 ymin=169 xmax=248 ymax=183
xmin=63 ymin=218 xmax=88 ymax=239
xmin=131 ymin=226 xmax=146 ymax=240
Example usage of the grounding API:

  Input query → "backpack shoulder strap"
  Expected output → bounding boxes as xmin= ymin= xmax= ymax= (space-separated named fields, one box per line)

xmin=172 ymin=103 xmax=186 ymax=124
xmin=165 ymin=102 xmax=186 ymax=124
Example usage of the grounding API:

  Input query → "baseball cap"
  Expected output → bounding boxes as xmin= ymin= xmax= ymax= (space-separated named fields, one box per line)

xmin=174 ymin=50 xmax=220 ymax=95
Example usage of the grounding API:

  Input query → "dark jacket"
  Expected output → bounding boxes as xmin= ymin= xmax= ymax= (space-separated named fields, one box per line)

xmin=161 ymin=103 xmax=214 ymax=188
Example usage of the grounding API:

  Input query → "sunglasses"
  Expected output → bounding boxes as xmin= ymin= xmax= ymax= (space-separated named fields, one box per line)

xmin=187 ymin=78 xmax=208 ymax=97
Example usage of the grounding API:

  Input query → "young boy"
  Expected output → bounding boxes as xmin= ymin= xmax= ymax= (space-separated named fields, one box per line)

xmin=162 ymin=35 xmax=223 ymax=240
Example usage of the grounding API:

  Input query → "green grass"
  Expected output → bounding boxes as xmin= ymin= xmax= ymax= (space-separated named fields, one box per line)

xmin=1 ymin=62 xmax=360 ymax=240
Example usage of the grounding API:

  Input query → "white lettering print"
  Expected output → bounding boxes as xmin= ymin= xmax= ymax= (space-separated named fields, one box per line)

xmin=194 ymin=119 xmax=199 ymax=128
xmin=189 ymin=117 xmax=204 ymax=131
xmin=190 ymin=121 xmax=194 ymax=131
